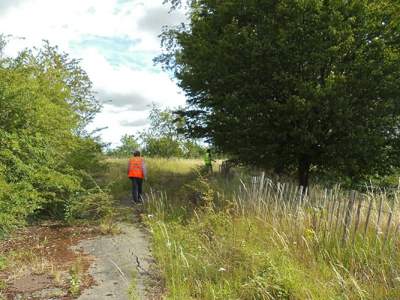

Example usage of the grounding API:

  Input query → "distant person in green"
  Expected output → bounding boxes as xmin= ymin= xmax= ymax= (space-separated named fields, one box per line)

xmin=204 ymin=149 xmax=214 ymax=174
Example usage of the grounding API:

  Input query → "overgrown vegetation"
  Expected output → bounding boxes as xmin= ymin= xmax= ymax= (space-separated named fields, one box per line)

xmin=3 ymin=1 xmax=400 ymax=298
xmin=0 ymin=38 xmax=110 ymax=236
xmin=106 ymin=158 xmax=400 ymax=299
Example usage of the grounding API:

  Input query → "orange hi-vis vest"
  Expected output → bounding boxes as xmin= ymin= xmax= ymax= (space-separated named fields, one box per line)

xmin=128 ymin=157 xmax=144 ymax=179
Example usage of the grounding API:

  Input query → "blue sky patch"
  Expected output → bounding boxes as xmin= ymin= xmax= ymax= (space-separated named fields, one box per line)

xmin=70 ymin=35 xmax=159 ymax=71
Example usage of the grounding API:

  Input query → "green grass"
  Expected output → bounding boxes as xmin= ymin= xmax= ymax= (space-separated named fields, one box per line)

xmin=128 ymin=269 xmax=138 ymax=300
xmin=147 ymin=212 xmax=345 ymax=299
xmin=106 ymin=157 xmax=400 ymax=299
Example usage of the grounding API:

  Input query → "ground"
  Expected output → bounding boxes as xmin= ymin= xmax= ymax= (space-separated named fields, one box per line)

xmin=0 ymin=208 xmax=160 ymax=300
xmin=76 ymin=221 xmax=161 ymax=300
xmin=0 ymin=224 xmax=96 ymax=299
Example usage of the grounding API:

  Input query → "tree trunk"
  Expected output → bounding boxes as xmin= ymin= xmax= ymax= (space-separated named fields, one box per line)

xmin=298 ymin=156 xmax=311 ymax=189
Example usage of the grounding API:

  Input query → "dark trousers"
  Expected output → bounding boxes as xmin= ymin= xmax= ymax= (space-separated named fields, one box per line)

xmin=130 ymin=177 xmax=143 ymax=203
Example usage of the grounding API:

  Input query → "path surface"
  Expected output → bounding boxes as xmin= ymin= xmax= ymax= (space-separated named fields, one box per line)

xmin=74 ymin=222 xmax=154 ymax=300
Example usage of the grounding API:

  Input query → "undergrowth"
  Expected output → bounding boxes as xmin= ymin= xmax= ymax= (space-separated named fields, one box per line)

xmin=108 ymin=157 xmax=400 ymax=300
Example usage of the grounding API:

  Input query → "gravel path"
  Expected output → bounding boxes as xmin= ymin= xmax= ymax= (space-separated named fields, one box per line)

xmin=75 ymin=222 xmax=154 ymax=300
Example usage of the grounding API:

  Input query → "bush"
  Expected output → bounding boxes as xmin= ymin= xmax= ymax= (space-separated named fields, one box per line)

xmin=143 ymin=137 xmax=183 ymax=158
xmin=0 ymin=39 xmax=103 ymax=234
xmin=65 ymin=189 xmax=116 ymax=222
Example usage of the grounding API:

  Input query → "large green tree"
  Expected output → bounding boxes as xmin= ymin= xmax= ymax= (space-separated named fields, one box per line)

xmin=159 ymin=0 xmax=400 ymax=186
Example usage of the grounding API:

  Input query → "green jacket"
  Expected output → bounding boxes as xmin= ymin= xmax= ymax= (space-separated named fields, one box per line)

xmin=204 ymin=153 xmax=212 ymax=165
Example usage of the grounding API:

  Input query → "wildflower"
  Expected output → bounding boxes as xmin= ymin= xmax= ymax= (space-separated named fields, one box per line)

xmin=147 ymin=214 xmax=154 ymax=218
xmin=218 ymin=267 xmax=226 ymax=272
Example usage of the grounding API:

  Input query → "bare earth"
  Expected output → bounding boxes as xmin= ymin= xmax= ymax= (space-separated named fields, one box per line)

xmin=1 ymin=203 xmax=161 ymax=299
xmin=1 ymin=225 xmax=96 ymax=300
xmin=75 ymin=222 xmax=156 ymax=300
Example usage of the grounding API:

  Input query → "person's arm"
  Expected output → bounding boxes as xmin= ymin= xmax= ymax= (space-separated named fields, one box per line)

xmin=127 ymin=160 xmax=130 ymax=176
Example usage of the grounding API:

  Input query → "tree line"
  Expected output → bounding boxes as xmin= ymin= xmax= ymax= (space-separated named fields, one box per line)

xmin=109 ymin=105 xmax=205 ymax=158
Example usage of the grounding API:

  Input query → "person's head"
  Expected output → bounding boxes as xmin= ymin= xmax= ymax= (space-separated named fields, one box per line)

xmin=133 ymin=150 xmax=141 ymax=157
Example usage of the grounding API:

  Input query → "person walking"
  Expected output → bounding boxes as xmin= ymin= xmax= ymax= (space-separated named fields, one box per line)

xmin=204 ymin=149 xmax=214 ymax=174
xmin=127 ymin=150 xmax=146 ymax=203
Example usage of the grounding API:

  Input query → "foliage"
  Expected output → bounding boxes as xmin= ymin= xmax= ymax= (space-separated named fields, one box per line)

xmin=141 ymin=105 xmax=190 ymax=158
xmin=159 ymin=0 xmax=400 ymax=187
xmin=181 ymin=140 xmax=205 ymax=158
xmin=145 ymin=104 xmax=184 ymax=139
xmin=142 ymin=136 xmax=184 ymax=158
xmin=69 ymin=260 xmax=84 ymax=297
xmin=0 ymin=38 xmax=103 ymax=235
xmin=109 ymin=134 xmax=140 ymax=157
xmin=107 ymin=105 xmax=205 ymax=159
xmin=65 ymin=189 xmax=115 ymax=222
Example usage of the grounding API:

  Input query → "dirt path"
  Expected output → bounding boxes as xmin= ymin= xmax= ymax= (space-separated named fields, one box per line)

xmin=74 ymin=222 xmax=156 ymax=300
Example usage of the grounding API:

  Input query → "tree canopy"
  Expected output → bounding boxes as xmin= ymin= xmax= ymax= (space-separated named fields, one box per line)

xmin=158 ymin=0 xmax=400 ymax=186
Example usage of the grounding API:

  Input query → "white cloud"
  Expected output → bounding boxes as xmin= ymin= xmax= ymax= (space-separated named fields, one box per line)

xmin=0 ymin=0 xmax=187 ymax=146
xmin=138 ymin=5 xmax=185 ymax=36
xmin=87 ymin=104 xmax=149 ymax=147
xmin=80 ymin=47 xmax=185 ymax=110
xmin=1 ymin=0 xmax=185 ymax=54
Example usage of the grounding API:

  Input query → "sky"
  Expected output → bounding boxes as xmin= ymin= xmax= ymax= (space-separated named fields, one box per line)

xmin=0 ymin=0 xmax=187 ymax=146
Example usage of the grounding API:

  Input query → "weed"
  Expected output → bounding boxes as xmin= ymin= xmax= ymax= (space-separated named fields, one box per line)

xmin=99 ymin=217 xmax=121 ymax=235
xmin=52 ymin=269 xmax=64 ymax=286
xmin=69 ymin=260 xmax=83 ymax=297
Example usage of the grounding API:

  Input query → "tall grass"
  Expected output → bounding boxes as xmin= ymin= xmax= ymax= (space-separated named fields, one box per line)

xmin=231 ymin=176 xmax=400 ymax=297
xmin=139 ymin=161 xmax=400 ymax=299
xmin=235 ymin=175 xmax=400 ymax=248
xmin=105 ymin=157 xmax=202 ymax=200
